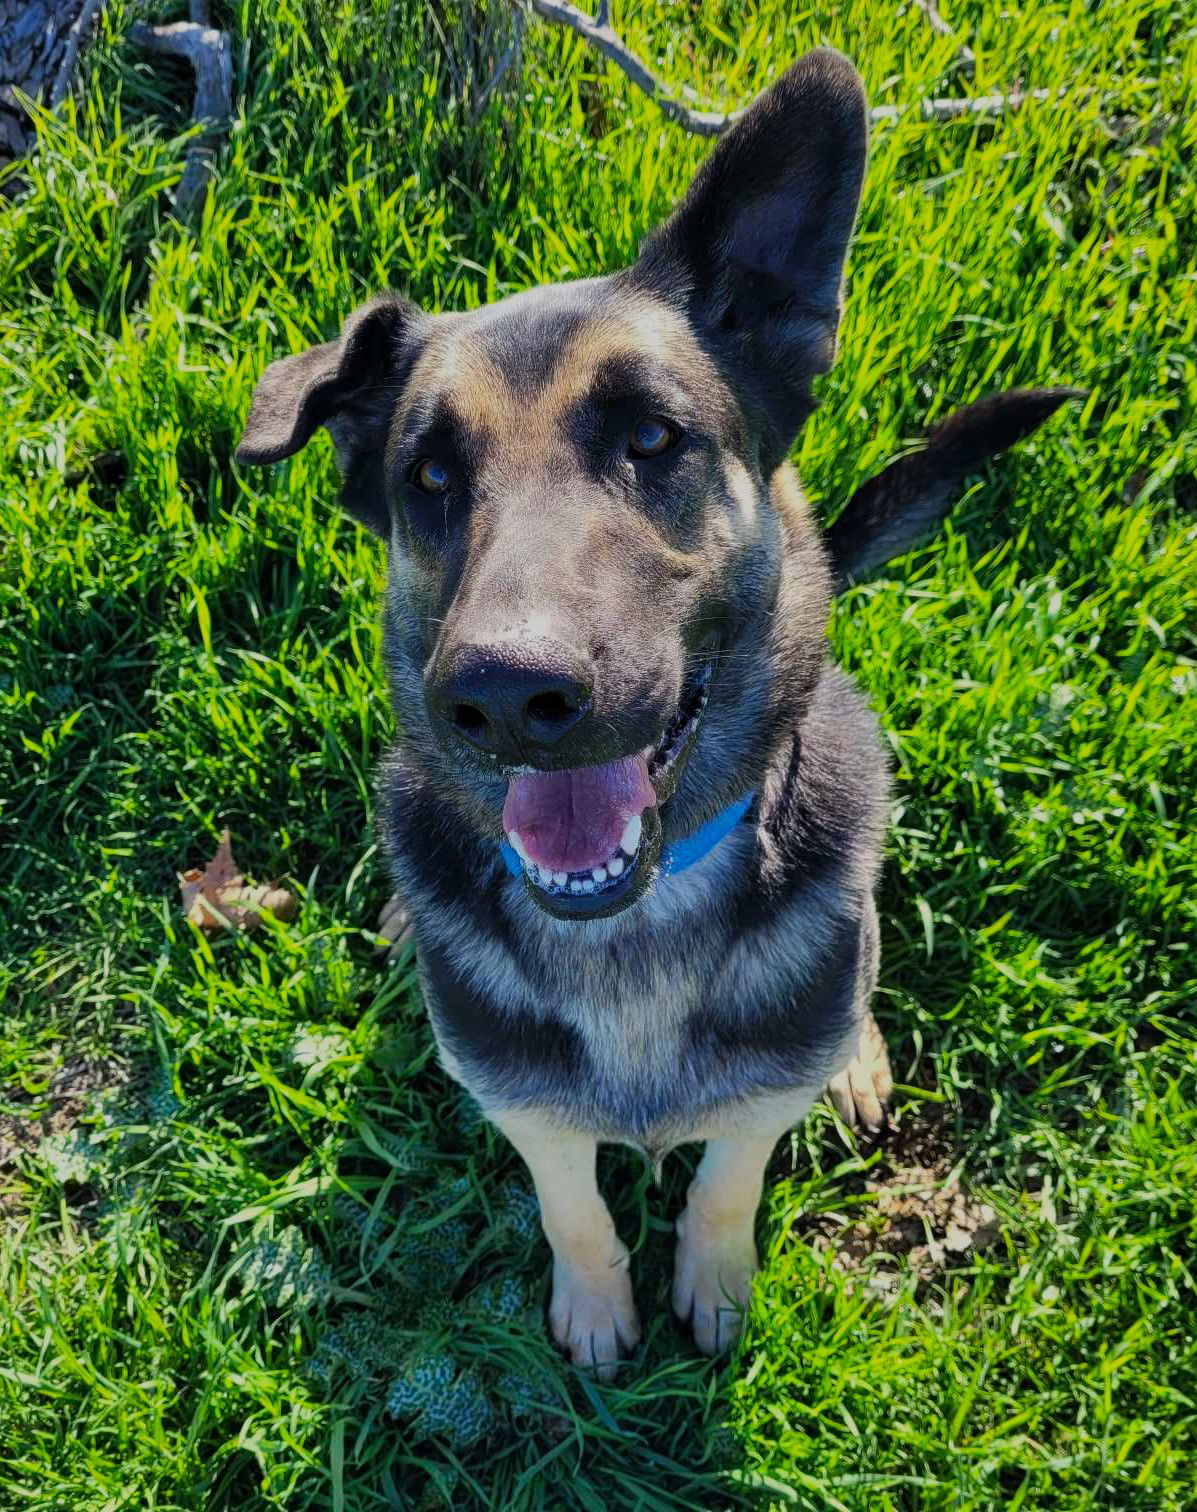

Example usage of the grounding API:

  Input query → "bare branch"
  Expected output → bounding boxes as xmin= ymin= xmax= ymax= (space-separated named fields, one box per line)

xmin=525 ymin=1 xmax=1061 ymax=136
xmin=474 ymin=5 xmax=525 ymax=118
xmin=910 ymin=0 xmax=975 ymax=77
xmin=50 ymin=0 xmax=109 ymax=110
xmin=526 ymin=0 xmax=741 ymax=136
xmin=912 ymin=0 xmax=953 ymax=39
xmin=872 ymin=87 xmax=1061 ymax=123
xmin=130 ymin=18 xmax=232 ymax=219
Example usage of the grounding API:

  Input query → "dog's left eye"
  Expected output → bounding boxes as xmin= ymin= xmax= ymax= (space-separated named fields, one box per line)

xmin=628 ymin=417 xmax=679 ymax=459
xmin=412 ymin=458 xmax=450 ymax=494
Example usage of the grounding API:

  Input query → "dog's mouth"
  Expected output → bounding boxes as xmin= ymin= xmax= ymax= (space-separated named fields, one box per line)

xmin=502 ymin=659 xmax=713 ymax=920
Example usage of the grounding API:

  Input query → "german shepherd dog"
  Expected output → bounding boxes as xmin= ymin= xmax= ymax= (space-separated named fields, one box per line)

xmin=236 ymin=51 xmax=1077 ymax=1373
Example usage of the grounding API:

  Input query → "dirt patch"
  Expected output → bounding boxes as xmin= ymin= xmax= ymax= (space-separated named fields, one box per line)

xmin=799 ymin=1112 xmax=1001 ymax=1294
xmin=0 ymin=1054 xmax=130 ymax=1171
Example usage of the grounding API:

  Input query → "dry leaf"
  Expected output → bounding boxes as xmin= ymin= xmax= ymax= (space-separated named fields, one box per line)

xmin=179 ymin=829 xmax=298 ymax=934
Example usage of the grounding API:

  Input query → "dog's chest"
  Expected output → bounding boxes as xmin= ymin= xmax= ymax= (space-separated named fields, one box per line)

xmin=416 ymin=828 xmax=853 ymax=1148
xmin=544 ymin=921 xmax=717 ymax=1091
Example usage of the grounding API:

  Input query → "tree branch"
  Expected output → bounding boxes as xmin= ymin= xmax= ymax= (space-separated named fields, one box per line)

xmin=50 ymin=0 xmax=109 ymax=110
xmin=130 ymin=17 xmax=231 ymax=218
xmin=526 ymin=0 xmax=741 ymax=136
xmin=526 ymin=0 xmax=1060 ymax=135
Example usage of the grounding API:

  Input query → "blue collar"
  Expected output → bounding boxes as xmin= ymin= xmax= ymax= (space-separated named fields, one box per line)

xmin=499 ymin=791 xmax=755 ymax=881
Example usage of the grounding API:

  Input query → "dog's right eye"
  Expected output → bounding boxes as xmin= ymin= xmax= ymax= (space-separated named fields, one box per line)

xmin=412 ymin=458 xmax=450 ymax=494
xmin=628 ymin=417 xmax=679 ymax=459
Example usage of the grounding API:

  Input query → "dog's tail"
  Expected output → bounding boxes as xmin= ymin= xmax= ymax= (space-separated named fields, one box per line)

xmin=826 ymin=387 xmax=1085 ymax=592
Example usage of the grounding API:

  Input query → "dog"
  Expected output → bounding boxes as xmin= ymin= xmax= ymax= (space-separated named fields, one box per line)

xmin=236 ymin=49 xmax=1077 ymax=1373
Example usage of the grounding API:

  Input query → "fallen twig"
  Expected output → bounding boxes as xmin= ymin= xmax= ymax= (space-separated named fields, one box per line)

xmin=473 ymin=4 xmax=525 ymax=118
xmin=130 ymin=6 xmax=231 ymax=219
xmin=526 ymin=0 xmax=1061 ymax=135
xmin=873 ymin=87 xmax=1061 ymax=123
xmin=910 ymin=0 xmax=975 ymax=76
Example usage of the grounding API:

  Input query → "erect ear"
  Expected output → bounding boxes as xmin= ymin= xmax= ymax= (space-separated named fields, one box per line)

xmin=632 ymin=49 xmax=868 ymax=472
xmin=235 ymin=292 xmax=424 ymax=536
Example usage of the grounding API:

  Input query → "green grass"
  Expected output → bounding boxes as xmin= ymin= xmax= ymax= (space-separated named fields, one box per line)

xmin=1 ymin=0 xmax=1195 ymax=1505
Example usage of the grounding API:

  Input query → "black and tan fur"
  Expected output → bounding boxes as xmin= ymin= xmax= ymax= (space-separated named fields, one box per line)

xmin=237 ymin=51 xmax=1077 ymax=1370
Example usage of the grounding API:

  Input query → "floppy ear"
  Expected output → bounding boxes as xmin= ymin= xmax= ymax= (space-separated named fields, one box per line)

xmin=632 ymin=49 xmax=868 ymax=472
xmin=235 ymin=292 xmax=424 ymax=536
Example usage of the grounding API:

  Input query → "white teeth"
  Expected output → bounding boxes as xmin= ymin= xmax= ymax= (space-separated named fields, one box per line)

xmin=520 ymin=828 xmax=645 ymax=897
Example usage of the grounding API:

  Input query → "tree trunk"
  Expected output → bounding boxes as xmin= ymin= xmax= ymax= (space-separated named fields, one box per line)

xmin=0 ymin=0 xmax=104 ymax=190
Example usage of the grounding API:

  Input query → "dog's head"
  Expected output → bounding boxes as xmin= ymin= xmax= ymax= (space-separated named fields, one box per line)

xmin=237 ymin=50 xmax=867 ymax=920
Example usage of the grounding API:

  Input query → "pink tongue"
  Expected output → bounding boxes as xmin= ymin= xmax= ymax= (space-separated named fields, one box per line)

xmin=503 ymin=755 xmax=655 ymax=873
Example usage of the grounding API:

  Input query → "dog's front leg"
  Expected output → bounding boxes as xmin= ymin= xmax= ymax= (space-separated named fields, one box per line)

xmin=492 ymin=1108 xmax=640 ymax=1379
xmin=673 ymin=1132 xmax=780 ymax=1356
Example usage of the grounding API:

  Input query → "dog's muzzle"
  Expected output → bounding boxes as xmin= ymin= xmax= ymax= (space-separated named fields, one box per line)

xmin=502 ymin=659 xmax=714 ymax=920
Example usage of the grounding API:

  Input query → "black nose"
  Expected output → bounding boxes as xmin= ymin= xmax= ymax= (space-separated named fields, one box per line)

xmin=433 ymin=641 xmax=594 ymax=758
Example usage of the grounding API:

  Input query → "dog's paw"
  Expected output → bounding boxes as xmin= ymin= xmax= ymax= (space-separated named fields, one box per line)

xmin=549 ymin=1252 xmax=640 ymax=1380
xmin=672 ymin=1207 xmax=757 ymax=1356
xmin=375 ymin=890 xmax=415 ymax=964
xmin=826 ymin=1011 xmax=893 ymax=1133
